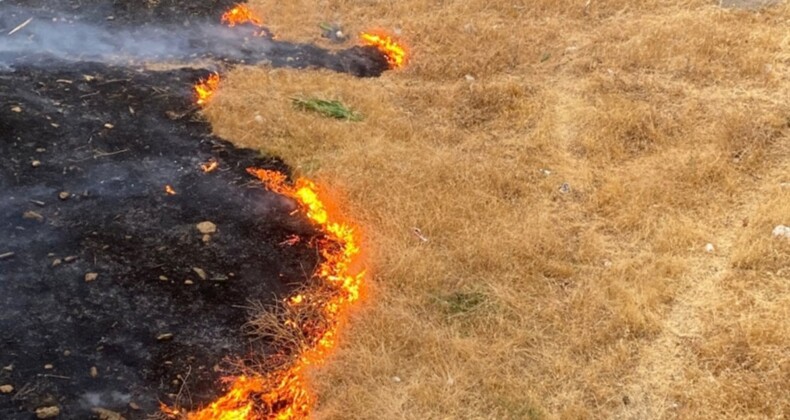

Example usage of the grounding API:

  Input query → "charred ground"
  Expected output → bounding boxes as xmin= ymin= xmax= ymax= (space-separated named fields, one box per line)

xmin=0 ymin=0 xmax=378 ymax=419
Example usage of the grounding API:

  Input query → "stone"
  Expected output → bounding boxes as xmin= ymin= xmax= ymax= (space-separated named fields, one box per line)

xmin=36 ymin=406 xmax=60 ymax=418
xmin=196 ymin=221 xmax=217 ymax=235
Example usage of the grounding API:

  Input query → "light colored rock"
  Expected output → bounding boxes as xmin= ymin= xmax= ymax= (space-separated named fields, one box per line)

xmin=85 ymin=272 xmax=98 ymax=282
xmin=196 ymin=221 xmax=217 ymax=235
xmin=772 ymin=225 xmax=790 ymax=239
xmin=36 ymin=406 xmax=60 ymax=419
xmin=92 ymin=407 xmax=125 ymax=420
xmin=705 ymin=243 xmax=715 ymax=253
xmin=0 ymin=384 xmax=13 ymax=394
xmin=192 ymin=267 xmax=207 ymax=280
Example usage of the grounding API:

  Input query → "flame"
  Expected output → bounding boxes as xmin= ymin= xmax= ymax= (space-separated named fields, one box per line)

xmin=195 ymin=73 xmax=221 ymax=106
xmin=165 ymin=185 xmax=177 ymax=195
xmin=166 ymin=169 xmax=365 ymax=419
xmin=222 ymin=4 xmax=263 ymax=28
xmin=201 ymin=160 xmax=219 ymax=173
xmin=360 ymin=31 xmax=408 ymax=69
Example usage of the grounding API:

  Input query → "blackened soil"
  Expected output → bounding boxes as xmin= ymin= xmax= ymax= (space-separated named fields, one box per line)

xmin=0 ymin=63 xmax=320 ymax=419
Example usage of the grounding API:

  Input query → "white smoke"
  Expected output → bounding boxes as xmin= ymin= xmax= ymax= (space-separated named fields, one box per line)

xmin=0 ymin=7 xmax=276 ymax=67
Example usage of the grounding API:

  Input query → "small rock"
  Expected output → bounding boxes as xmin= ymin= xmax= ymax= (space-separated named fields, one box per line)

xmin=196 ymin=221 xmax=217 ymax=235
xmin=128 ymin=402 xmax=140 ymax=411
xmin=84 ymin=272 xmax=98 ymax=282
xmin=92 ymin=407 xmax=125 ymax=420
xmin=11 ymin=106 xmax=22 ymax=113
xmin=90 ymin=366 xmax=98 ymax=378
xmin=192 ymin=267 xmax=207 ymax=280
xmin=540 ymin=169 xmax=552 ymax=176
xmin=157 ymin=333 xmax=174 ymax=342
xmin=63 ymin=350 xmax=70 ymax=356
xmin=52 ymin=259 xmax=62 ymax=267
xmin=705 ymin=243 xmax=715 ymax=253
xmin=31 ymin=160 xmax=41 ymax=168
xmin=63 ymin=256 xmax=78 ymax=263
xmin=392 ymin=376 xmax=401 ymax=383
xmin=36 ymin=406 xmax=60 ymax=419
xmin=184 ymin=279 xmax=194 ymax=285
xmin=2 ymin=364 xmax=13 ymax=372
xmin=44 ymin=364 xmax=53 ymax=370
xmin=0 ymin=252 xmax=14 ymax=260
xmin=0 ymin=384 xmax=13 ymax=394
xmin=559 ymin=182 xmax=571 ymax=194
xmin=23 ymin=210 xmax=44 ymax=222
xmin=35 ymin=147 xmax=46 ymax=153
xmin=202 ymin=234 xmax=211 ymax=244
xmin=159 ymin=275 xmax=168 ymax=281
xmin=464 ymin=74 xmax=475 ymax=82
xmin=103 ymin=123 xmax=114 ymax=129
xmin=58 ymin=192 xmax=70 ymax=201
xmin=772 ymin=225 xmax=790 ymax=239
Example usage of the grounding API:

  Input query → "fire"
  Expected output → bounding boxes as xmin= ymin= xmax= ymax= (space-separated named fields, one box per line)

xmin=360 ymin=31 xmax=408 ymax=69
xmin=165 ymin=185 xmax=177 ymax=195
xmin=222 ymin=4 xmax=263 ymax=28
xmin=168 ymin=169 xmax=365 ymax=419
xmin=195 ymin=73 xmax=220 ymax=106
xmin=201 ymin=160 xmax=219 ymax=173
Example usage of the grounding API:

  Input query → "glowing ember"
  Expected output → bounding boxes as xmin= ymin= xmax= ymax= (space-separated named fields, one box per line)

xmin=165 ymin=185 xmax=177 ymax=195
xmin=360 ymin=31 xmax=408 ymax=69
xmin=165 ymin=169 xmax=365 ymax=419
xmin=195 ymin=73 xmax=220 ymax=106
xmin=221 ymin=4 xmax=263 ymax=28
xmin=201 ymin=160 xmax=219 ymax=173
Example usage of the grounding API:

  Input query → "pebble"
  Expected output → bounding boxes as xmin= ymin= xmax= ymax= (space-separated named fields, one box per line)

xmin=103 ymin=123 xmax=114 ymax=129
xmin=91 ymin=407 xmax=124 ymax=420
xmin=559 ymin=182 xmax=571 ymax=194
xmin=2 ymin=364 xmax=13 ymax=372
xmin=63 ymin=256 xmax=78 ymax=263
xmin=157 ymin=333 xmax=174 ymax=342
xmin=128 ymin=402 xmax=140 ymax=411
xmin=11 ymin=106 xmax=22 ymax=113
xmin=772 ymin=225 xmax=790 ymax=239
xmin=705 ymin=243 xmax=715 ymax=253
xmin=159 ymin=275 xmax=168 ymax=281
xmin=84 ymin=272 xmax=99 ymax=282
xmin=0 ymin=384 xmax=13 ymax=394
xmin=44 ymin=364 xmax=53 ymax=370
xmin=192 ymin=267 xmax=207 ymax=280
xmin=36 ymin=406 xmax=60 ymax=419
xmin=52 ymin=259 xmax=62 ymax=267
xmin=58 ymin=192 xmax=70 ymax=201
xmin=23 ymin=210 xmax=44 ymax=222
xmin=31 ymin=160 xmax=41 ymax=167
xmin=90 ymin=366 xmax=98 ymax=378
xmin=196 ymin=221 xmax=217 ymax=235
xmin=184 ymin=279 xmax=194 ymax=285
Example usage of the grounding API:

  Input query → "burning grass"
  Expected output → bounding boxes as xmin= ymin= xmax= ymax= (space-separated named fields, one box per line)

xmin=202 ymin=0 xmax=790 ymax=418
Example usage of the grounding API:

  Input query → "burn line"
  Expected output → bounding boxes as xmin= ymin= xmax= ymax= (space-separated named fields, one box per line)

xmin=168 ymin=169 xmax=364 ymax=419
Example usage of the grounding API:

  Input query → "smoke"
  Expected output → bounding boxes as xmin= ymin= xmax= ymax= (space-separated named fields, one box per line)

xmin=0 ymin=7 xmax=275 ymax=68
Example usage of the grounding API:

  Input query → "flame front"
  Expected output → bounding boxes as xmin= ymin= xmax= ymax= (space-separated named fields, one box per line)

xmin=195 ymin=73 xmax=220 ymax=106
xmin=360 ymin=31 xmax=408 ymax=69
xmin=168 ymin=169 xmax=364 ymax=420
xmin=222 ymin=4 xmax=263 ymax=27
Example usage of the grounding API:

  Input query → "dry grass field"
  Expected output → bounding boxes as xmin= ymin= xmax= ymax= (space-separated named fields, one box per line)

xmin=203 ymin=1 xmax=789 ymax=418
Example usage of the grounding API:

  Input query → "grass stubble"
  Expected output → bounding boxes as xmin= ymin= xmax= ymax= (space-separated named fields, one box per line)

xmin=202 ymin=0 xmax=790 ymax=418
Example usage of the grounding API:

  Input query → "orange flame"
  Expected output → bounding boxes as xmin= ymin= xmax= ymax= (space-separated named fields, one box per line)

xmin=360 ymin=31 xmax=408 ymax=69
xmin=165 ymin=185 xmax=177 ymax=195
xmin=195 ymin=73 xmax=220 ymax=106
xmin=167 ymin=169 xmax=365 ymax=419
xmin=201 ymin=160 xmax=219 ymax=173
xmin=222 ymin=4 xmax=263 ymax=27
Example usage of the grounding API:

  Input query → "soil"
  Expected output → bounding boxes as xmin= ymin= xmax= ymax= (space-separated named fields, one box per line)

xmin=0 ymin=1 xmax=366 ymax=419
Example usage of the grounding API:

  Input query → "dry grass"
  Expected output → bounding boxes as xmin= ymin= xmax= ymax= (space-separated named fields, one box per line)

xmin=202 ymin=0 xmax=790 ymax=418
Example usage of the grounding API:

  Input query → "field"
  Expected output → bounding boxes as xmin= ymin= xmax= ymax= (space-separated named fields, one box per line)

xmin=204 ymin=1 xmax=789 ymax=418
